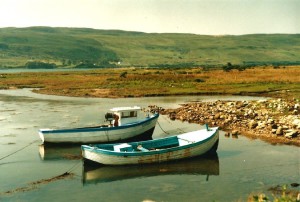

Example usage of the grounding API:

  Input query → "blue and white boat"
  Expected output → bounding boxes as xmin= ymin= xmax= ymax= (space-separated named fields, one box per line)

xmin=39 ymin=106 xmax=159 ymax=144
xmin=81 ymin=125 xmax=219 ymax=165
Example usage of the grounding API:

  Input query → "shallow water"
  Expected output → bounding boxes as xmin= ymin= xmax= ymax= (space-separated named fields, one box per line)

xmin=0 ymin=89 xmax=299 ymax=202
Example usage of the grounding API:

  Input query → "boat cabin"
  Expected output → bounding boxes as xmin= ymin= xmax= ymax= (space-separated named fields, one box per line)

xmin=106 ymin=106 xmax=145 ymax=126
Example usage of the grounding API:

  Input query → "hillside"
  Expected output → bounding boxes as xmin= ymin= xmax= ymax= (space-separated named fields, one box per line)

xmin=0 ymin=27 xmax=299 ymax=68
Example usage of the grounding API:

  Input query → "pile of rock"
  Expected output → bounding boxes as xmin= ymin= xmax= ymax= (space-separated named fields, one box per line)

xmin=149 ymin=98 xmax=300 ymax=146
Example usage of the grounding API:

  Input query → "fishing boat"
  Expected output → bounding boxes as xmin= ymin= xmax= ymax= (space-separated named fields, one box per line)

xmin=39 ymin=106 xmax=159 ymax=144
xmin=81 ymin=124 xmax=219 ymax=165
xmin=82 ymin=153 xmax=219 ymax=184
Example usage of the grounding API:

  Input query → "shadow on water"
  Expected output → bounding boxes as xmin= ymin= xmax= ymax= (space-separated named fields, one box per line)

xmin=39 ymin=144 xmax=82 ymax=160
xmin=81 ymin=153 xmax=219 ymax=185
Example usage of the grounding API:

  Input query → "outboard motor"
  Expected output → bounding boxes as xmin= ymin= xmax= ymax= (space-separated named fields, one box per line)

xmin=105 ymin=113 xmax=115 ymax=122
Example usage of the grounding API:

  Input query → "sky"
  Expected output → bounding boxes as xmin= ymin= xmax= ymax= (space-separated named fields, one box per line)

xmin=0 ymin=0 xmax=299 ymax=35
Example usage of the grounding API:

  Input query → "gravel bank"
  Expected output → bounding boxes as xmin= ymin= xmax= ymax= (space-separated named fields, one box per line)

xmin=151 ymin=98 xmax=300 ymax=146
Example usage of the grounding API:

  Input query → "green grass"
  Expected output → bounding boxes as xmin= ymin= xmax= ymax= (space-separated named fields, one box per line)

xmin=0 ymin=27 xmax=299 ymax=68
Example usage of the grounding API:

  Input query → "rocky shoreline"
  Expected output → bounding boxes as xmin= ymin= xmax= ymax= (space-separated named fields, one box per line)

xmin=150 ymin=98 xmax=300 ymax=147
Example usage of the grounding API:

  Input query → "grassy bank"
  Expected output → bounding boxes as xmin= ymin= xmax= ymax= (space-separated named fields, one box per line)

xmin=1 ymin=27 xmax=300 ymax=68
xmin=0 ymin=66 xmax=299 ymax=99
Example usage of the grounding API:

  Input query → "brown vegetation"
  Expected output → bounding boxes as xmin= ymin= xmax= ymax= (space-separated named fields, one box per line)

xmin=0 ymin=66 xmax=299 ymax=99
xmin=1 ymin=172 xmax=74 ymax=196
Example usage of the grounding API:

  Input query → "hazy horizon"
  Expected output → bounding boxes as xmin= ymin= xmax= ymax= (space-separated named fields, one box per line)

xmin=1 ymin=0 xmax=299 ymax=35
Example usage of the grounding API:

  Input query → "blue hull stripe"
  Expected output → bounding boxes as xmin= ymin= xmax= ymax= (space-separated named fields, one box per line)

xmin=82 ymin=129 xmax=218 ymax=157
xmin=41 ymin=113 xmax=159 ymax=134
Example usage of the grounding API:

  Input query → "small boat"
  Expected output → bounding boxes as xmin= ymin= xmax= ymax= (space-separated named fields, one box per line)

xmin=82 ymin=153 xmax=219 ymax=184
xmin=39 ymin=106 xmax=159 ymax=144
xmin=81 ymin=125 xmax=219 ymax=165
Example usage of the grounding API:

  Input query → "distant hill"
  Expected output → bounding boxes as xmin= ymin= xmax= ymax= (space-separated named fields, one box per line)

xmin=0 ymin=26 xmax=299 ymax=68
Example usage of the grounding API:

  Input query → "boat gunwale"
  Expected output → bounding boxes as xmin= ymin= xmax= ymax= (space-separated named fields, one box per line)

xmin=40 ymin=113 xmax=159 ymax=134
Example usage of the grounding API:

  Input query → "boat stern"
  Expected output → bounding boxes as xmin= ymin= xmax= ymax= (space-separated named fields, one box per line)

xmin=38 ymin=128 xmax=52 ymax=143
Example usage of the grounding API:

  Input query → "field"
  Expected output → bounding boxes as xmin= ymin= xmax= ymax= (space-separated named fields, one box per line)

xmin=0 ymin=66 xmax=299 ymax=99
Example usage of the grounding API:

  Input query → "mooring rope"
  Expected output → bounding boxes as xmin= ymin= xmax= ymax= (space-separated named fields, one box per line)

xmin=0 ymin=139 xmax=40 ymax=161
xmin=157 ymin=115 xmax=187 ymax=135
xmin=66 ymin=160 xmax=82 ymax=174
xmin=157 ymin=120 xmax=170 ymax=135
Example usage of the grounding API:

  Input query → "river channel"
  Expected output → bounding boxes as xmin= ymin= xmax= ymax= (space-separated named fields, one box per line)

xmin=0 ymin=89 xmax=299 ymax=202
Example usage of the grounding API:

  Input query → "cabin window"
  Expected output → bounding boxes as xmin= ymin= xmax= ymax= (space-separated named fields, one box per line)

xmin=121 ymin=111 xmax=137 ymax=118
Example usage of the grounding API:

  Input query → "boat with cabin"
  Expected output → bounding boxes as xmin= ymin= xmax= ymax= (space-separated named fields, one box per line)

xmin=39 ymin=106 xmax=159 ymax=144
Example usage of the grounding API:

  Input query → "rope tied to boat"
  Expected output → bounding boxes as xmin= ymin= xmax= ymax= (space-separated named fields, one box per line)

xmin=157 ymin=121 xmax=170 ymax=135
xmin=177 ymin=137 xmax=195 ymax=144
xmin=0 ymin=139 xmax=40 ymax=161
xmin=157 ymin=115 xmax=186 ymax=135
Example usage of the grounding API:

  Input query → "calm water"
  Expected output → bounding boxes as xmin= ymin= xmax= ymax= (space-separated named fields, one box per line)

xmin=0 ymin=89 xmax=299 ymax=202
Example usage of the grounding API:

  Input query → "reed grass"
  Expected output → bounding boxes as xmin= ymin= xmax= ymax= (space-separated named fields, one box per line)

xmin=0 ymin=66 xmax=299 ymax=99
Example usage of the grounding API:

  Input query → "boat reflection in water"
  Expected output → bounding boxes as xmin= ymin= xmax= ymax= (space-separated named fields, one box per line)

xmin=82 ymin=153 xmax=219 ymax=185
xmin=39 ymin=144 xmax=82 ymax=160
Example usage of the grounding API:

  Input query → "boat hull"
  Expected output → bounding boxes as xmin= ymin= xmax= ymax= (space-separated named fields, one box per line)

xmin=82 ymin=126 xmax=219 ymax=165
xmin=39 ymin=114 xmax=159 ymax=144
